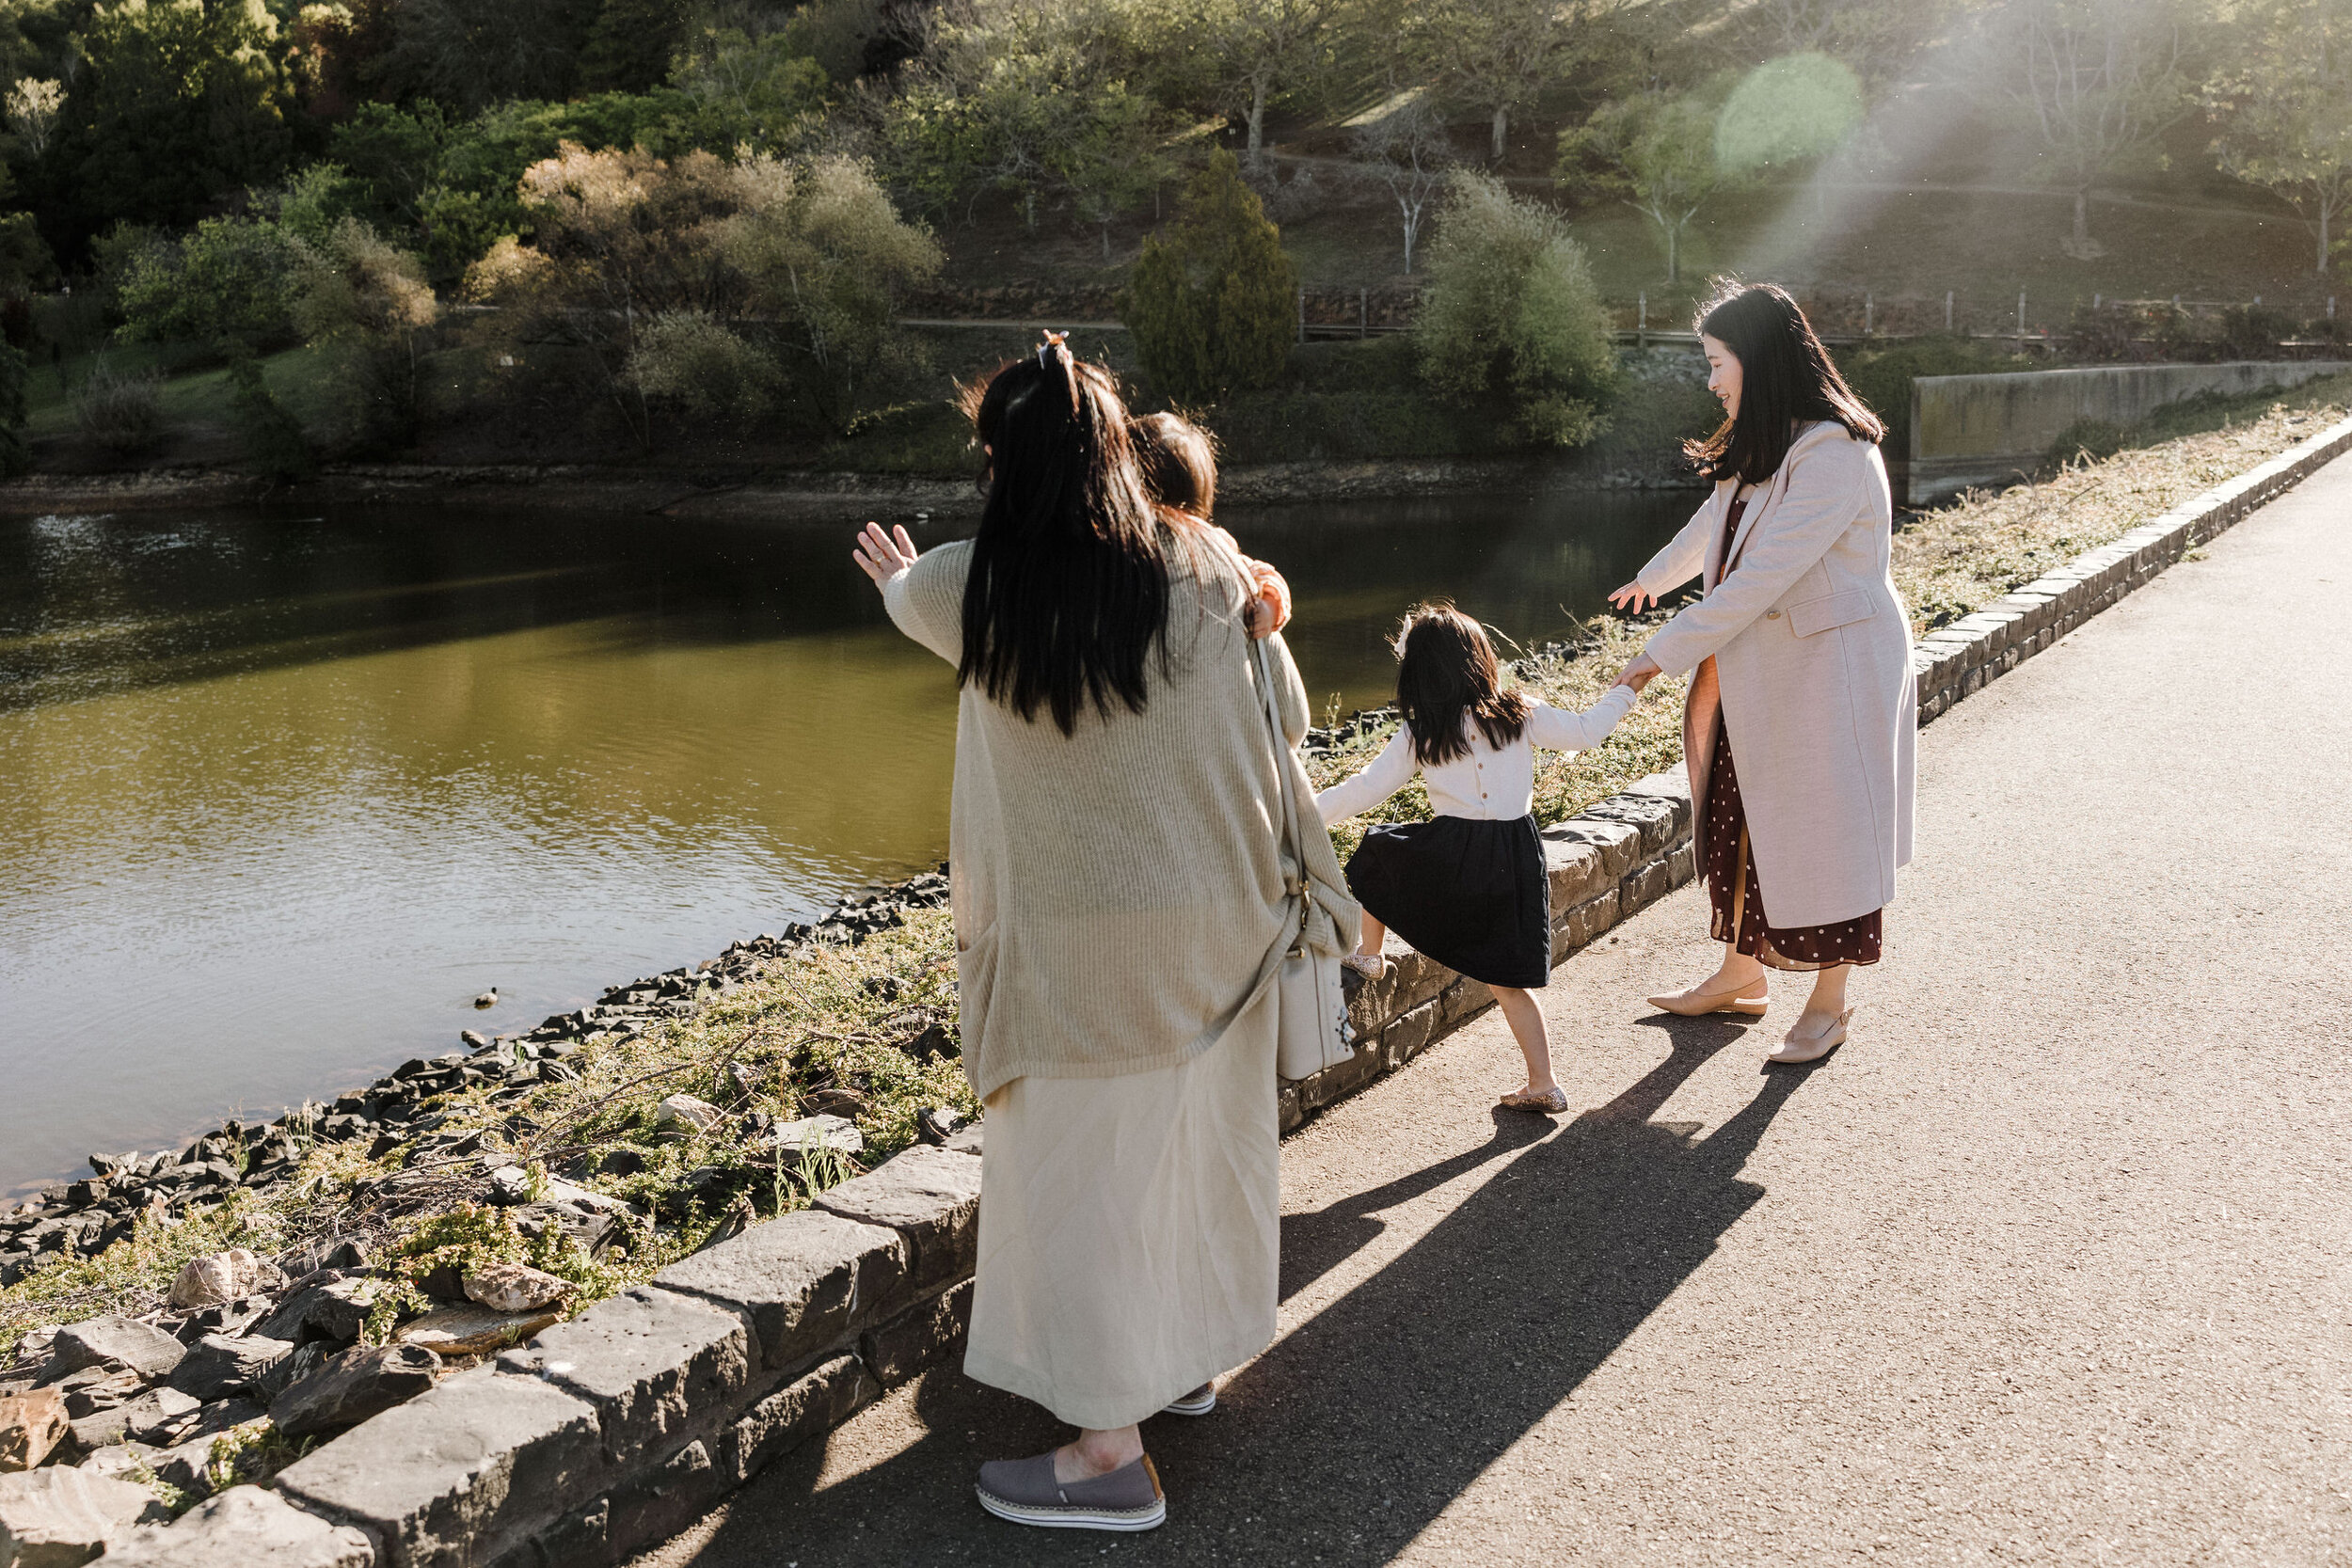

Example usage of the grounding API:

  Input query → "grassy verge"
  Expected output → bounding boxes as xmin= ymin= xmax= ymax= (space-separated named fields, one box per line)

xmin=1897 ymin=379 xmax=2352 ymax=632
xmin=0 ymin=911 xmax=977 ymax=1363
xmin=6 ymin=390 xmax=2340 ymax=1361
xmin=24 ymin=343 xmax=342 ymax=441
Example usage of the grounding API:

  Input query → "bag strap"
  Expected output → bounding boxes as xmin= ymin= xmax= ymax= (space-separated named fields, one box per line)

xmin=1254 ymin=638 xmax=1312 ymax=953
xmin=1166 ymin=631 xmax=1307 ymax=1069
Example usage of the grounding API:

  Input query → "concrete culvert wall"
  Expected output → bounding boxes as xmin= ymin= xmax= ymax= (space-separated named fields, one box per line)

xmin=1908 ymin=362 xmax=2352 ymax=505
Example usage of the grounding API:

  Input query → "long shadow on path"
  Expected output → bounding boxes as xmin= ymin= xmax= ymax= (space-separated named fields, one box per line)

xmin=669 ymin=1017 xmax=1813 ymax=1566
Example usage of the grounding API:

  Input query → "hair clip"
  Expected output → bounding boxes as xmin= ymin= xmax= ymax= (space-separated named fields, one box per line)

xmin=1037 ymin=330 xmax=1069 ymax=368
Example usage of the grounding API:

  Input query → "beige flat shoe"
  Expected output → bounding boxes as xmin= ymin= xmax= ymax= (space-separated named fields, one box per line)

xmin=1646 ymin=979 xmax=1770 ymax=1017
xmin=1768 ymin=1006 xmax=1853 ymax=1065
xmin=1498 ymin=1085 xmax=1570 ymax=1115
xmin=1342 ymin=952 xmax=1390 ymax=981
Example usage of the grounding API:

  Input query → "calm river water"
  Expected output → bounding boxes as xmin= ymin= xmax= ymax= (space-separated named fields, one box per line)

xmin=0 ymin=487 xmax=1692 ymax=1193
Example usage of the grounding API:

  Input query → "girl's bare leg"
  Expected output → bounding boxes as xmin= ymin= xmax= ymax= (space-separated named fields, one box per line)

xmin=1491 ymin=985 xmax=1556 ymax=1096
xmin=1355 ymin=911 xmax=1387 ymax=958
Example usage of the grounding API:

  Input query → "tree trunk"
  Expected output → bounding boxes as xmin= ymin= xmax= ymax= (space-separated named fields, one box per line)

xmin=2074 ymin=186 xmax=2090 ymax=246
xmin=1666 ymin=220 xmax=1679 ymax=285
xmin=1490 ymin=104 xmax=1508 ymax=163
xmin=2321 ymin=198 xmax=2334 ymax=277
xmin=1402 ymin=218 xmax=1414 ymax=273
xmin=1248 ymin=80 xmax=1267 ymax=167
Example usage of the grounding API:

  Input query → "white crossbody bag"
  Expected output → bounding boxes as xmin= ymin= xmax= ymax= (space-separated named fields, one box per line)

xmin=1253 ymin=639 xmax=1356 ymax=1082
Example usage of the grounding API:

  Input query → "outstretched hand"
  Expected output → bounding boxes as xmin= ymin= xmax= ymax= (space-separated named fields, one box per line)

xmin=1607 ymin=580 xmax=1655 ymax=614
xmin=851 ymin=522 xmax=919 ymax=590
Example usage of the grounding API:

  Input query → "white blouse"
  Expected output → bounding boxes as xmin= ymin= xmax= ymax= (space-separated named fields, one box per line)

xmin=1314 ymin=687 xmax=1637 ymax=826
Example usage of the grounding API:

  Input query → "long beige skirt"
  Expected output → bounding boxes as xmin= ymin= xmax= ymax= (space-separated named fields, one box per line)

xmin=961 ymin=988 xmax=1279 ymax=1431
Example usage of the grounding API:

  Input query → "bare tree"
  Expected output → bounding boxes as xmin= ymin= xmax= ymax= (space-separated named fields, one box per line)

xmin=1193 ymin=0 xmax=1344 ymax=168
xmin=1407 ymin=0 xmax=1603 ymax=164
xmin=1351 ymin=93 xmax=1453 ymax=272
xmin=1991 ymin=0 xmax=2187 ymax=256
xmin=4 ymin=78 xmax=62 ymax=162
xmin=1558 ymin=86 xmax=1734 ymax=283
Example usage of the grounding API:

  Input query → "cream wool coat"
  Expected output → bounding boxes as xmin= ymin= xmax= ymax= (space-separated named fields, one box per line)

xmin=1636 ymin=421 xmax=1916 ymax=929
xmin=882 ymin=537 xmax=1359 ymax=1101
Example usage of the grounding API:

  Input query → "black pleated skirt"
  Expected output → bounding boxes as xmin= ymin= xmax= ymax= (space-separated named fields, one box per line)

xmin=1343 ymin=814 xmax=1551 ymax=989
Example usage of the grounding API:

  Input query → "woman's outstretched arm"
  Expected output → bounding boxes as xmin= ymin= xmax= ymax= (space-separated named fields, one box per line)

xmin=1609 ymin=490 xmax=1720 ymax=613
xmin=855 ymin=521 xmax=959 ymax=663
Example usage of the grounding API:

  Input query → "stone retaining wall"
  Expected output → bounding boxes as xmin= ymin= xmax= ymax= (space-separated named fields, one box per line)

xmin=98 ymin=414 xmax=2352 ymax=1566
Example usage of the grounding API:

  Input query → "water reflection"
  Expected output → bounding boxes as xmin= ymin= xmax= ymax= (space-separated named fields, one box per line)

xmin=0 ymin=489 xmax=1692 ymax=1193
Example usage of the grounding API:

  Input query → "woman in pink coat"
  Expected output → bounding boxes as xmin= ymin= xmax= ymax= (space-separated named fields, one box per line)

xmin=1610 ymin=284 xmax=1916 ymax=1065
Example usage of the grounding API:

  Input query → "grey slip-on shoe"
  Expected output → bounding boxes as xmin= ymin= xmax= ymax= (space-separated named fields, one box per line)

xmin=1160 ymin=1382 xmax=1216 ymax=1416
xmin=974 ymin=1451 xmax=1167 ymax=1531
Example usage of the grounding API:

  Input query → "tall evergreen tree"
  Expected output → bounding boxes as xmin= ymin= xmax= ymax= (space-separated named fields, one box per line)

xmin=577 ymin=0 xmax=691 ymax=94
xmin=1124 ymin=149 xmax=1295 ymax=404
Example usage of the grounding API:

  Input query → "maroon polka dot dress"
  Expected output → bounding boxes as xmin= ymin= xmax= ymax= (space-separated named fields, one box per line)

xmin=1701 ymin=495 xmax=1883 ymax=973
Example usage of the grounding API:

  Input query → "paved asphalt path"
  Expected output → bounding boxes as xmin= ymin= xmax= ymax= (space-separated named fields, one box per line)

xmin=636 ymin=454 xmax=2352 ymax=1567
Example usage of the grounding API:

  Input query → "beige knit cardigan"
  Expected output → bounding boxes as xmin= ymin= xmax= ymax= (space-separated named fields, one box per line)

xmin=883 ymin=537 xmax=1360 ymax=1101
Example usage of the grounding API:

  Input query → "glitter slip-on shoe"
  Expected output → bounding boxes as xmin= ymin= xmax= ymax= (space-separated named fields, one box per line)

xmin=975 ymin=1452 xmax=1167 ymax=1531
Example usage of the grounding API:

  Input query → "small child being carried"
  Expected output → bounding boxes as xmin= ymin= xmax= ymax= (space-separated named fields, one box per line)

xmin=1315 ymin=603 xmax=1637 ymax=1115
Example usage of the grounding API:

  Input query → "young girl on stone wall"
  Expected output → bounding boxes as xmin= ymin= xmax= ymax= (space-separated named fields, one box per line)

xmin=1316 ymin=605 xmax=1637 ymax=1114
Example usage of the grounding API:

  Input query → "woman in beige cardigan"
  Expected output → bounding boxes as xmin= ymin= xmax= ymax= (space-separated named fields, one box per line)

xmin=1610 ymin=284 xmax=1915 ymax=1065
xmin=850 ymin=343 xmax=1358 ymax=1532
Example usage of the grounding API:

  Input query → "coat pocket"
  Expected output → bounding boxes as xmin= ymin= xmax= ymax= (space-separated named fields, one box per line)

xmin=1785 ymin=587 xmax=1873 ymax=638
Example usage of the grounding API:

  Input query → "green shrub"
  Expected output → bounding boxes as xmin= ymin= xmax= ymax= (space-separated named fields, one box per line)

xmin=2149 ymin=305 xmax=2218 ymax=363
xmin=116 ymin=216 xmax=300 ymax=351
xmin=1414 ymin=171 xmax=1617 ymax=447
xmin=87 ymin=222 xmax=168 ymax=324
xmin=723 ymin=153 xmax=943 ymax=434
xmin=2217 ymin=304 xmax=2296 ymax=358
xmin=290 ymin=218 xmax=440 ymax=452
xmin=72 ymin=359 xmax=165 ymax=453
xmin=1124 ymin=149 xmax=1296 ymax=405
xmin=624 ymin=310 xmax=781 ymax=420
xmin=2059 ymin=302 xmax=2148 ymax=363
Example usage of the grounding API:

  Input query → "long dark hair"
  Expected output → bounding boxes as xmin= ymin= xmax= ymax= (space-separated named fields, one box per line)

xmin=1685 ymin=282 xmax=1884 ymax=485
xmin=1393 ymin=602 xmax=1530 ymax=767
xmin=1131 ymin=411 xmax=1217 ymax=521
xmin=958 ymin=344 xmax=1170 ymax=736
